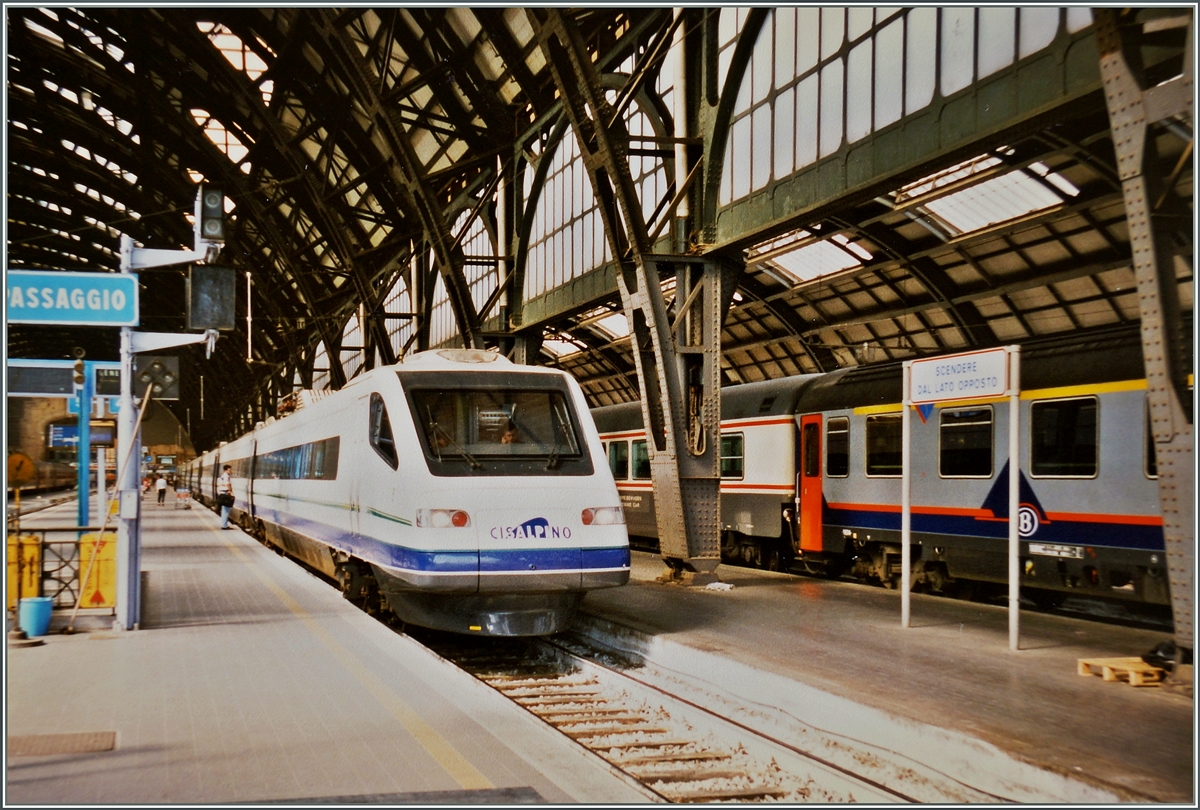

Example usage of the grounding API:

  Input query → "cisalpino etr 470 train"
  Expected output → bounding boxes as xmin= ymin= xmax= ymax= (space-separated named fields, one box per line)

xmin=594 ymin=331 xmax=1185 ymax=610
xmin=183 ymin=349 xmax=630 ymax=636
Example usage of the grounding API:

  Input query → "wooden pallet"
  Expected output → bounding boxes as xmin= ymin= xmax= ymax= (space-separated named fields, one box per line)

xmin=1077 ymin=657 xmax=1165 ymax=687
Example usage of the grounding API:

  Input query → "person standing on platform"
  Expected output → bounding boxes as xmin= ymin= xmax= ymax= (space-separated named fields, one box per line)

xmin=217 ymin=464 xmax=234 ymax=529
xmin=155 ymin=473 xmax=168 ymax=505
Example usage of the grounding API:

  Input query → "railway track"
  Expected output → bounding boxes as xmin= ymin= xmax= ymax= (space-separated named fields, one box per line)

xmin=410 ymin=628 xmax=990 ymax=804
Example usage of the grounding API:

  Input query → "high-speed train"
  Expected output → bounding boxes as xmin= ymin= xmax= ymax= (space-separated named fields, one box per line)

xmin=183 ymin=348 xmax=630 ymax=635
xmin=595 ymin=330 xmax=1182 ymax=610
xmin=6 ymin=456 xmax=77 ymax=495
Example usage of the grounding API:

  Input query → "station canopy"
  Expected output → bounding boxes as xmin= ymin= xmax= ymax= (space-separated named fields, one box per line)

xmin=6 ymin=7 xmax=1193 ymax=449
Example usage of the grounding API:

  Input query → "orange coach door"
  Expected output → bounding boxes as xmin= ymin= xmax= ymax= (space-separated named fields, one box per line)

xmin=799 ymin=414 xmax=823 ymax=552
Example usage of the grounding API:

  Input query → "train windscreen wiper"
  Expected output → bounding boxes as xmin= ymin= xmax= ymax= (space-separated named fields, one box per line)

xmin=544 ymin=400 xmax=577 ymax=470
xmin=427 ymin=414 xmax=483 ymax=470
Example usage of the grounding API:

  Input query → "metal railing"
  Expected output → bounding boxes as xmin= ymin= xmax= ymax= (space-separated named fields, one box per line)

xmin=6 ymin=526 xmax=115 ymax=612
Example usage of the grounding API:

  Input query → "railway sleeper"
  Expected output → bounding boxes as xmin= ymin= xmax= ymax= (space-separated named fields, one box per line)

xmin=516 ymin=694 xmax=604 ymax=706
xmin=612 ymin=751 xmax=732 ymax=766
xmin=563 ymin=724 xmax=671 ymax=740
xmin=627 ymin=767 xmax=749 ymax=783
xmin=544 ymin=713 xmax=645 ymax=724
xmin=661 ymin=785 xmax=791 ymax=802
xmin=496 ymin=683 xmax=600 ymax=696
xmin=591 ymin=738 xmax=699 ymax=750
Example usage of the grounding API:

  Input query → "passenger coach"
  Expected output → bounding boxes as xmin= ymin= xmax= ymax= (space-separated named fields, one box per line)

xmin=596 ymin=331 xmax=1177 ymax=609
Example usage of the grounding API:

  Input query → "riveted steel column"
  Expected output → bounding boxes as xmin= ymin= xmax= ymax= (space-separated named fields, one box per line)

xmin=1096 ymin=9 xmax=1194 ymax=658
xmin=535 ymin=10 xmax=722 ymax=577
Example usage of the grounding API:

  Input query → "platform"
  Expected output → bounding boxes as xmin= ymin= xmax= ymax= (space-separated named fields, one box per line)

xmin=6 ymin=495 xmax=1194 ymax=804
xmin=577 ymin=553 xmax=1194 ymax=803
xmin=5 ymin=497 xmax=650 ymax=804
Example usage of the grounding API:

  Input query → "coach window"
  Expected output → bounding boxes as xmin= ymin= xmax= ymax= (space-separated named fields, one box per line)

xmin=865 ymin=414 xmax=902 ymax=477
xmin=939 ymin=407 xmax=993 ymax=478
xmin=720 ymin=433 xmax=744 ymax=478
xmin=1030 ymin=396 xmax=1097 ymax=478
xmin=631 ymin=440 xmax=651 ymax=479
xmin=609 ymin=440 xmax=629 ymax=480
xmin=826 ymin=417 xmax=849 ymax=477
xmin=369 ymin=393 xmax=399 ymax=469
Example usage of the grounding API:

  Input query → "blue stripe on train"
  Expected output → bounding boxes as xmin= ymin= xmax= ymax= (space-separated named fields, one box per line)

xmin=823 ymin=504 xmax=1165 ymax=551
xmin=256 ymin=507 xmax=629 ymax=573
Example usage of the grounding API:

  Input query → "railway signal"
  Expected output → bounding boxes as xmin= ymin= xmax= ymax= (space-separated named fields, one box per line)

xmin=198 ymin=185 xmax=225 ymax=242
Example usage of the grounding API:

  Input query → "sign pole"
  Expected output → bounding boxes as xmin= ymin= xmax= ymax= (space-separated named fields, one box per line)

xmin=1007 ymin=346 xmax=1021 ymax=652
xmin=901 ymin=361 xmax=912 ymax=628
xmin=116 ymin=235 xmax=139 ymax=631
xmin=76 ymin=378 xmax=89 ymax=527
xmin=97 ymin=446 xmax=108 ymax=521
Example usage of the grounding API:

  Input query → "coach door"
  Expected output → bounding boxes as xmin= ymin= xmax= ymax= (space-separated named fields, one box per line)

xmin=798 ymin=414 xmax=823 ymax=552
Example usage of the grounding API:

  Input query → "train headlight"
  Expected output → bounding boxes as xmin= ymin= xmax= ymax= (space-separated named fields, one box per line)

xmin=581 ymin=506 xmax=624 ymax=526
xmin=416 ymin=509 xmax=472 ymax=528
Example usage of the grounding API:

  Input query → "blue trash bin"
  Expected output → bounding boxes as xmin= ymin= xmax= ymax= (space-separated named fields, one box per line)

xmin=19 ymin=597 xmax=54 ymax=637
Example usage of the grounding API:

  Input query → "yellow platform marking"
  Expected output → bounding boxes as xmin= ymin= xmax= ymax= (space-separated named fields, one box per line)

xmin=221 ymin=532 xmax=493 ymax=790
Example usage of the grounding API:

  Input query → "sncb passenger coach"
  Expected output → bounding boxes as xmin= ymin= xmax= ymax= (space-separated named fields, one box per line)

xmin=595 ymin=332 xmax=1181 ymax=611
xmin=184 ymin=349 xmax=630 ymax=635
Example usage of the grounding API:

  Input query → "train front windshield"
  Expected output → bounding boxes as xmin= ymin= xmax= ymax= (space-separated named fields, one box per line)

xmin=401 ymin=373 xmax=594 ymax=477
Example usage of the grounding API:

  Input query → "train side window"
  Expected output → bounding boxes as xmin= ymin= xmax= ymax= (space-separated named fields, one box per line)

xmin=1030 ymin=396 xmax=1097 ymax=478
xmin=632 ymin=440 xmax=651 ymax=479
xmin=1145 ymin=398 xmax=1157 ymax=478
xmin=826 ymin=417 xmax=849 ymax=477
xmin=720 ymin=433 xmax=744 ymax=478
xmin=369 ymin=393 xmax=399 ymax=470
xmin=802 ymin=423 xmax=820 ymax=477
xmin=865 ymin=414 xmax=902 ymax=477
xmin=939 ymin=407 xmax=993 ymax=478
xmin=609 ymin=441 xmax=629 ymax=480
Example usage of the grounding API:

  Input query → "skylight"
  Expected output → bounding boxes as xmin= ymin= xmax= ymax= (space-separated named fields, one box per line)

xmin=592 ymin=312 xmax=630 ymax=340
xmin=198 ymin=22 xmax=272 ymax=105
xmin=542 ymin=334 xmax=583 ymax=359
xmin=748 ymin=230 xmax=873 ymax=287
xmin=191 ymin=109 xmax=250 ymax=172
xmin=897 ymin=152 xmax=1079 ymax=238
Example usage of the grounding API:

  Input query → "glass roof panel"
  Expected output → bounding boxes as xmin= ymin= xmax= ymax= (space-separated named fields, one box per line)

xmin=923 ymin=169 xmax=1064 ymax=236
xmin=542 ymin=335 xmax=583 ymax=358
xmin=765 ymin=235 xmax=869 ymax=285
xmin=898 ymin=152 xmax=1078 ymax=238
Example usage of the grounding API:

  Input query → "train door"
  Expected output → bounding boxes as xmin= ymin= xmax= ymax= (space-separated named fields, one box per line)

xmin=248 ymin=440 xmax=257 ymax=520
xmin=350 ymin=393 xmax=372 ymax=539
xmin=798 ymin=414 xmax=823 ymax=552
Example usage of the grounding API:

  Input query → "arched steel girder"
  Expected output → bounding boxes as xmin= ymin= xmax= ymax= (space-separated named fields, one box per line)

xmin=402 ymin=9 xmax=514 ymax=139
xmin=471 ymin=8 xmax=558 ymax=120
xmin=535 ymin=8 xmax=724 ymax=574
xmin=732 ymin=275 xmax=838 ymax=372
xmin=1095 ymin=7 xmax=1194 ymax=655
xmin=145 ymin=15 xmax=402 ymax=386
xmin=698 ymin=8 xmax=769 ymax=245
xmin=189 ymin=57 xmax=392 ymax=381
xmin=6 ymin=29 xmax=199 ymax=254
xmin=312 ymin=9 xmax=484 ymax=351
xmin=510 ymin=116 xmax=572 ymax=332
xmin=830 ymin=218 xmax=996 ymax=348
xmin=509 ymin=67 xmax=676 ymax=333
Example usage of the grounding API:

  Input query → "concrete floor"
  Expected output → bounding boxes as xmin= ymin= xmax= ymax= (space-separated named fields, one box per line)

xmin=579 ymin=552 xmax=1194 ymax=803
xmin=6 ymin=497 xmax=650 ymax=804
